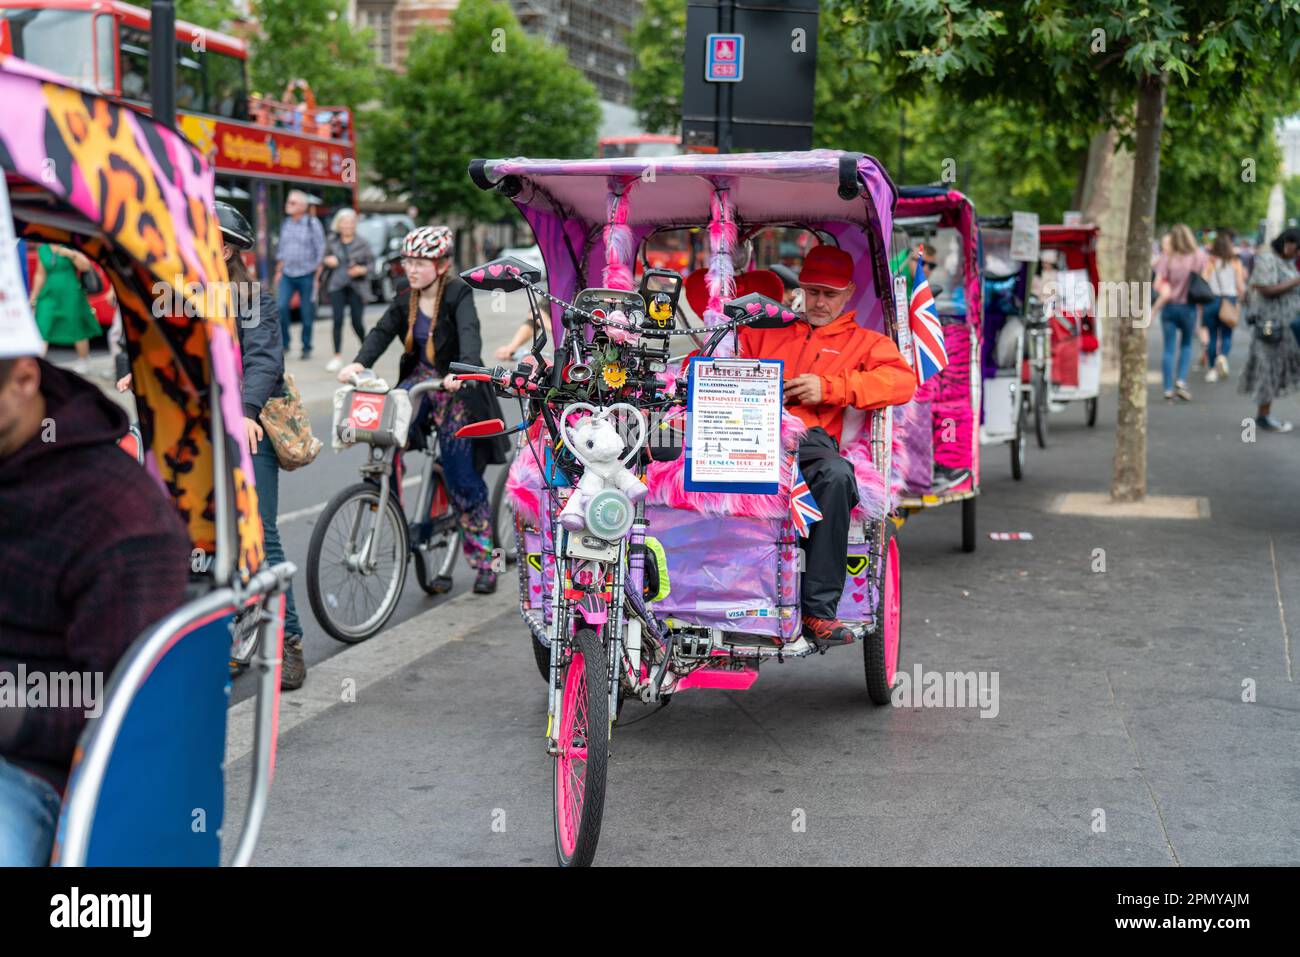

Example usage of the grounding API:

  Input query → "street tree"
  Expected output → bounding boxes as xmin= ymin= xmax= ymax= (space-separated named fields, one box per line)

xmin=832 ymin=0 xmax=1300 ymax=501
xmin=368 ymin=0 xmax=599 ymax=225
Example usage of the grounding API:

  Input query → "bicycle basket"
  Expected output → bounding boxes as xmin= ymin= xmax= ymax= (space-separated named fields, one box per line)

xmin=332 ymin=386 xmax=413 ymax=449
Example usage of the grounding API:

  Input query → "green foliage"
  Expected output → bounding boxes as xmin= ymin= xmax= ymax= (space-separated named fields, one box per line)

xmin=368 ymin=0 xmax=599 ymax=222
xmin=1284 ymin=175 xmax=1300 ymax=226
xmin=175 ymin=0 xmax=240 ymax=31
xmin=247 ymin=0 xmax=379 ymax=110
xmin=629 ymin=0 xmax=686 ymax=133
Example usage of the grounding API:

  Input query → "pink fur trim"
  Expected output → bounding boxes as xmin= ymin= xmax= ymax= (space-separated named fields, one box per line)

xmin=602 ymin=180 xmax=636 ymax=291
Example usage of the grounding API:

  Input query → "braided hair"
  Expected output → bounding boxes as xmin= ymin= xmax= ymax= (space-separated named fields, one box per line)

xmin=403 ymin=267 xmax=448 ymax=367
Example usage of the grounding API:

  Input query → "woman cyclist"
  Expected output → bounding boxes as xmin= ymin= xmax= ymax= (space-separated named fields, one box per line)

xmin=336 ymin=226 xmax=508 ymax=594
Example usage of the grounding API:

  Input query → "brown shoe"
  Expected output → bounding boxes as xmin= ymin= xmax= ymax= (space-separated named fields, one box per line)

xmin=801 ymin=615 xmax=855 ymax=649
xmin=281 ymin=635 xmax=306 ymax=690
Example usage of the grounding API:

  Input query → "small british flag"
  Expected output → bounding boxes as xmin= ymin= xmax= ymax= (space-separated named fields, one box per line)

xmin=788 ymin=459 xmax=823 ymax=537
xmin=909 ymin=256 xmax=948 ymax=384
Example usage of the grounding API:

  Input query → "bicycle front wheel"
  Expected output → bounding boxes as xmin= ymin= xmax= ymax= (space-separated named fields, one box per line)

xmin=553 ymin=628 xmax=609 ymax=867
xmin=307 ymin=482 xmax=409 ymax=643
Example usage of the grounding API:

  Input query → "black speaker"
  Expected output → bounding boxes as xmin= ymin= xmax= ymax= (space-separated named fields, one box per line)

xmin=681 ymin=0 xmax=819 ymax=153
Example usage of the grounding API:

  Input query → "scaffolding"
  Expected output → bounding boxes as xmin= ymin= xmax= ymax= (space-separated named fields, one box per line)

xmin=511 ymin=0 xmax=641 ymax=104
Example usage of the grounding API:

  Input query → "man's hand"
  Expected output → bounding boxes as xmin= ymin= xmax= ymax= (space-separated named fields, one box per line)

xmin=442 ymin=373 xmax=463 ymax=393
xmin=244 ymin=416 xmax=264 ymax=456
xmin=116 ymin=373 xmax=133 ymax=393
xmin=784 ymin=373 xmax=823 ymax=405
xmin=323 ymin=254 xmax=339 ymax=268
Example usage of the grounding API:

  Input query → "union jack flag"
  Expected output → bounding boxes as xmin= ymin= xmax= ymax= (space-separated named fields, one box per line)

xmin=909 ymin=256 xmax=948 ymax=384
xmin=788 ymin=459 xmax=823 ymax=537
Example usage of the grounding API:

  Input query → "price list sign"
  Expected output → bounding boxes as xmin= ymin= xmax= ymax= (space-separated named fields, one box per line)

xmin=685 ymin=357 xmax=783 ymax=494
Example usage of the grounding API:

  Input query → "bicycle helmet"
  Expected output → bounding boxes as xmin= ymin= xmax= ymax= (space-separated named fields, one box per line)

xmin=401 ymin=225 xmax=453 ymax=260
xmin=214 ymin=201 xmax=254 ymax=250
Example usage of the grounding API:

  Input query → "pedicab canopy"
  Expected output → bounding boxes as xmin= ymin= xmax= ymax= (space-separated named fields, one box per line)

xmin=0 ymin=56 xmax=263 ymax=581
xmin=468 ymin=150 xmax=900 ymax=336
xmin=894 ymin=185 xmax=982 ymax=328
xmin=1040 ymin=224 xmax=1100 ymax=287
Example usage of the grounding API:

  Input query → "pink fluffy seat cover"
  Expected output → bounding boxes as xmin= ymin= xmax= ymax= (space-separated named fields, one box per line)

xmin=506 ymin=408 xmax=893 ymax=526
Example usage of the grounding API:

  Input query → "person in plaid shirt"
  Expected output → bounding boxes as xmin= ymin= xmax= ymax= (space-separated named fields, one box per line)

xmin=275 ymin=190 xmax=326 ymax=359
xmin=0 ymin=356 xmax=190 ymax=865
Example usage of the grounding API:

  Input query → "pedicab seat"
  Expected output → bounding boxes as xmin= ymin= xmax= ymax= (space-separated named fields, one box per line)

xmin=52 ymin=592 xmax=251 ymax=866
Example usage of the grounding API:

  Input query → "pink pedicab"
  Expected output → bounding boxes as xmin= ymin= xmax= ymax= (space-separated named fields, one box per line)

xmin=454 ymin=150 xmax=913 ymax=866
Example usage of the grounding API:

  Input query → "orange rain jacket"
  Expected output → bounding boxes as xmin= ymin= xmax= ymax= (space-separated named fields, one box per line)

xmin=738 ymin=310 xmax=916 ymax=445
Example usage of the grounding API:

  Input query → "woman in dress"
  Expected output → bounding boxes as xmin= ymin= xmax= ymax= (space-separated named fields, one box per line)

xmin=1238 ymin=228 xmax=1300 ymax=433
xmin=27 ymin=245 xmax=100 ymax=373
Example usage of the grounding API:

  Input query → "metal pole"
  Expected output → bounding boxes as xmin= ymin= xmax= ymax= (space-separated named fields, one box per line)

xmin=717 ymin=0 xmax=734 ymax=153
xmin=150 ymin=0 xmax=176 ymax=131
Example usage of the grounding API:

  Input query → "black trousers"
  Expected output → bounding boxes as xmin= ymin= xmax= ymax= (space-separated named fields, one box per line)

xmin=798 ymin=427 xmax=859 ymax=619
xmin=330 ymin=286 xmax=366 ymax=354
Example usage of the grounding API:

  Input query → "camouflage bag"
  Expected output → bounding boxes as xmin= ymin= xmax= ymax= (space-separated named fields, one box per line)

xmin=259 ymin=373 xmax=323 ymax=471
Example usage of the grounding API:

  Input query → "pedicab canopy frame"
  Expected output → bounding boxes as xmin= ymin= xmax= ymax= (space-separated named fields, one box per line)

xmin=0 ymin=54 xmax=262 ymax=582
xmin=468 ymin=150 xmax=901 ymax=340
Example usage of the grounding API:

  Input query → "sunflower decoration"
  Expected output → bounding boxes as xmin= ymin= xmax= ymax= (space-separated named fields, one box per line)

xmin=601 ymin=362 xmax=628 ymax=390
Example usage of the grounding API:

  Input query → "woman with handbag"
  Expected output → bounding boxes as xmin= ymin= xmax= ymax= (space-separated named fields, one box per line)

xmin=323 ymin=209 xmax=375 ymax=375
xmin=1202 ymin=231 xmax=1247 ymax=383
xmin=1153 ymin=224 xmax=1209 ymax=402
xmin=336 ymin=226 xmax=509 ymax=595
xmin=27 ymin=244 xmax=99 ymax=374
xmin=1238 ymin=228 xmax=1300 ymax=433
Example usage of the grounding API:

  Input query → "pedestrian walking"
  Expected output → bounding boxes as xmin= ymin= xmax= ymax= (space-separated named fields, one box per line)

xmin=1153 ymin=224 xmax=1208 ymax=401
xmin=1202 ymin=231 xmax=1247 ymax=383
xmin=275 ymin=189 xmax=325 ymax=360
xmin=322 ymin=208 xmax=374 ymax=374
xmin=1238 ymin=228 xmax=1300 ymax=433
xmin=27 ymin=244 xmax=99 ymax=374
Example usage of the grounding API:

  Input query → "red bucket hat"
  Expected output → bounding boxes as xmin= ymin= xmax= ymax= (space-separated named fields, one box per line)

xmin=798 ymin=245 xmax=854 ymax=290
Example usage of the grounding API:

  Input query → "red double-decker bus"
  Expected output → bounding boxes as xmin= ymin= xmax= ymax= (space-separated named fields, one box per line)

xmin=0 ymin=0 xmax=359 ymax=277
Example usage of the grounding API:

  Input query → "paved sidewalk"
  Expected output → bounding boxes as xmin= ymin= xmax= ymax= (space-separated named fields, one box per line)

xmin=222 ymin=337 xmax=1296 ymax=865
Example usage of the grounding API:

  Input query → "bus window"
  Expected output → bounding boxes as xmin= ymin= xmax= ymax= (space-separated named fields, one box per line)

xmin=206 ymin=50 xmax=248 ymax=119
xmin=120 ymin=26 xmax=149 ymax=103
xmin=176 ymin=42 xmax=202 ymax=111
xmin=2 ymin=8 xmax=96 ymax=84
xmin=94 ymin=14 xmax=116 ymax=93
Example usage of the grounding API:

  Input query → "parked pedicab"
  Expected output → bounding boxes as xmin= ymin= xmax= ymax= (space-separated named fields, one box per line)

xmin=0 ymin=56 xmax=286 ymax=865
xmin=976 ymin=216 xmax=1036 ymax=474
xmin=1039 ymin=224 xmax=1102 ymax=429
xmin=890 ymin=186 xmax=984 ymax=550
xmin=453 ymin=150 xmax=910 ymax=866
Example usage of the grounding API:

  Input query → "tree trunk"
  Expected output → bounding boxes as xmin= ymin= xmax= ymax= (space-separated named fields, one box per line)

xmin=1111 ymin=73 xmax=1166 ymax=502
xmin=1081 ymin=126 xmax=1134 ymax=376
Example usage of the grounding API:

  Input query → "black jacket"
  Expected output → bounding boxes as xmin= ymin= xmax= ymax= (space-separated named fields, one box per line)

xmin=353 ymin=279 xmax=508 ymax=468
xmin=239 ymin=289 xmax=285 ymax=418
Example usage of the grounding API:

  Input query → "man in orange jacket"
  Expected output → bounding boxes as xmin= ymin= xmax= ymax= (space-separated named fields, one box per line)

xmin=739 ymin=245 xmax=915 ymax=648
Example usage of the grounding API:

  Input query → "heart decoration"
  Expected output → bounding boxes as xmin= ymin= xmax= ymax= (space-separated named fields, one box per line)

xmin=469 ymin=269 xmax=486 ymax=283
xmin=853 ymin=576 xmax=866 ymax=586
xmin=487 ymin=264 xmax=504 ymax=278
xmin=745 ymin=302 xmax=761 ymax=314
xmin=781 ymin=310 xmax=795 ymax=321
xmin=765 ymin=303 xmax=779 ymax=317
xmin=852 ymin=592 xmax=865 ymax=603
xmin=530 ymin=584 xmax=541 ymax=595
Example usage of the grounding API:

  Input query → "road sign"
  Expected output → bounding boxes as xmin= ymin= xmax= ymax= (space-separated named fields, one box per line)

xmin=705 ymin=33 xmax=744 ymax=82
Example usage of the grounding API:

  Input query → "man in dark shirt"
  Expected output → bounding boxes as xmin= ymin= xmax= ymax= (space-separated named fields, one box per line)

xmin=0 ymin=356 xmax=190 ymax=865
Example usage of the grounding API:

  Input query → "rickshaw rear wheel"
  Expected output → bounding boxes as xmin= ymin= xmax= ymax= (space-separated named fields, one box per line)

xmin=307 ymin=483 xmax=410 ymax=643
xmin=1033 ymin=374 xmax=1049 ymax=448
xmin=1010 ymin=398 xmax=1027 ymax=481
xmin=553 ymin=628 xmax=609 ymax=867
xmin=961 ymin=497 xmax=977 ymax=553
xmin=489 ymin=460 xmax=518 ymax=566
xmin=1085 ymin=396 xmax=1098 ymax=427
xmin=531 ymin=632 xmax=550 ymax=682
xmin=865 ymin=536 xmax=901 ymax=705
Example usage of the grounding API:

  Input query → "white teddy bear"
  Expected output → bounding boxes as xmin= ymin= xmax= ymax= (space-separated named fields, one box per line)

xmin=558 ymin=413 xmax=647 ymax=531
